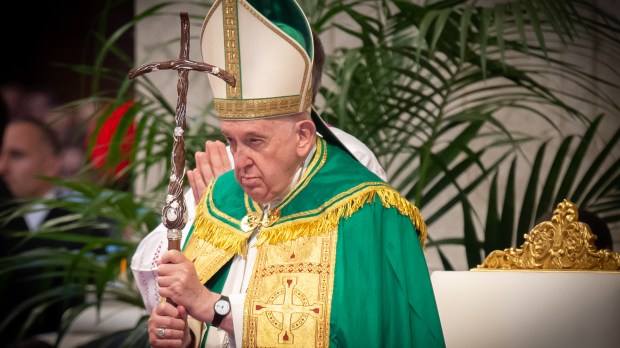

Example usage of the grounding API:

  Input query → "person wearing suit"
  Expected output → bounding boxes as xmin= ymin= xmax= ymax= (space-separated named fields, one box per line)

xmin=0 ymin=117 xmax=109 ymax=347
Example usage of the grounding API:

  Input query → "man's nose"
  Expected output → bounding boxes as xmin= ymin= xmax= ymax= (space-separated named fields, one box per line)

xmin=232 ymin=147 xmax=252 ymax=169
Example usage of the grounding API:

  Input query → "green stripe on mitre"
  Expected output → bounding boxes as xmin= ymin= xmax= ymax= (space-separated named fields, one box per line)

xmin=246 ymin=0 xmax=313 ymax=59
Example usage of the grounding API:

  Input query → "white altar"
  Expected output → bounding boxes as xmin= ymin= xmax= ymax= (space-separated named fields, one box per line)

xmin=431 ymin=200 xmax=620 ymax=348
xmin=431 ymin=270 xmax=620 ymax=348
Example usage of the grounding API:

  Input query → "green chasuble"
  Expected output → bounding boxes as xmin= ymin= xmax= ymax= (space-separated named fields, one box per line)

xmin=183 ymin=138 xmax=445 ymax=347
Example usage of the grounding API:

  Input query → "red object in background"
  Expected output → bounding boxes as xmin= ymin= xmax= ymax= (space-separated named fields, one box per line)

xmin=90 ymin=101 xmax=136 ymax=178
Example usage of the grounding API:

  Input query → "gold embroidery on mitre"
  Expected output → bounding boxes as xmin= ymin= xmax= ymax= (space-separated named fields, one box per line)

xmin=476 ymin=199 xmax=620 ymax=271
xmin=222 ymin=0 xmax=240 ymax=98
xmin=243 ymin=228 xmax=337 ymax=347
xmin=214 ymin=95 xmax=312 ymax=119
xmin=214 ymin=0 xmax=313 ymax=119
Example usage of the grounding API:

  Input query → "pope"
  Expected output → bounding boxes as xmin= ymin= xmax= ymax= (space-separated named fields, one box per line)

xmin=146 ymin=1 xmax=445 ymax=347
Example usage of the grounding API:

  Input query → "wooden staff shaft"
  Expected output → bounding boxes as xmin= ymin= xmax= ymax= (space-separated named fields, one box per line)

xmin=127 ymin=12 xmax=235 ymax=304
xmin=128 ymin=12 xmax=234 ymax=250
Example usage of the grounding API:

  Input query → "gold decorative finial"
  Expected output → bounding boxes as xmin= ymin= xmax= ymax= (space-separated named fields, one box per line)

xmin=476 ymin=199 xmax=619 ymax=271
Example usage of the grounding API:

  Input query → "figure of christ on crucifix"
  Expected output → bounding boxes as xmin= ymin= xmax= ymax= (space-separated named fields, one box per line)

xmin=128 ymin=12 xmax=235 ymax=251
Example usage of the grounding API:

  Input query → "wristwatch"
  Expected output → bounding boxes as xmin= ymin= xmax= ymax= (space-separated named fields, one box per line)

xmin=211 ymin=295 xmax=231 ymax=328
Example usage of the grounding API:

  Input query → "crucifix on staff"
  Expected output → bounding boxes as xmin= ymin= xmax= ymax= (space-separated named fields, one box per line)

xmin=128 ymin=12 xmax=235 ymax=252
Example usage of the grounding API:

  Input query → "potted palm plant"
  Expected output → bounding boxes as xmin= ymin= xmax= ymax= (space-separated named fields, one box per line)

xmin=303 ymin=0 xmax=620 ymax=269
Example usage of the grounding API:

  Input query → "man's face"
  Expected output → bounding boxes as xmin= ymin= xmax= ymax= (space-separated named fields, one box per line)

xmin=0 ymin=122 xmax=61 ymax=198
xmin=221 ymin=116 xmax=307 ymax=205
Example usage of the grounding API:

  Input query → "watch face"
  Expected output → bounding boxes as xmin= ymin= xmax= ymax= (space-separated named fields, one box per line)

xmin=215 ymin=299 xmax=231 ymax=315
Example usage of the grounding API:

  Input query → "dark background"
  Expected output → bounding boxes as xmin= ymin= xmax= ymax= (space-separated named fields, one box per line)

xmin=0 ymin=0 xmax=134 ymax=105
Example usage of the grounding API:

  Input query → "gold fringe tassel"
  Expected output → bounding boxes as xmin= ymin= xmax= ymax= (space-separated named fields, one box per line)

xmin=192 ymin=183 xmax=252 ymax=256
xmin=192 ymin=185 xmax=428 ymax=255
xmin=257 ymin=187 xmax=427 ymax=249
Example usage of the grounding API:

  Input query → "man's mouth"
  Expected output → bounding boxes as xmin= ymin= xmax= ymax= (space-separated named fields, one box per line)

xmin=240 ymin=176 xmax=259 ymax=186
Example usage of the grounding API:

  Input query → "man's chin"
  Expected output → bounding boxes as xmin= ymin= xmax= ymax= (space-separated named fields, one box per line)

xmin=241 ymin=184 xmax=264 ymax=202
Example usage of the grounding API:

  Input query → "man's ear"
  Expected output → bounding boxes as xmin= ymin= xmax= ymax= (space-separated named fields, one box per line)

xmin=296 ymin=119 xmax=316 ymax=156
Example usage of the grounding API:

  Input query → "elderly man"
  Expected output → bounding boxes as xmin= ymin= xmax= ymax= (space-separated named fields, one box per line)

xmin=131 ymin=30 xmax=388 ymax=315
xmin=146 ymin=1 xmax=445 ymax=347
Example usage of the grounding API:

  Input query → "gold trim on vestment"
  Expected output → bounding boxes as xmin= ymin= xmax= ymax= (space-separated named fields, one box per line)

xmin=276 ymin=139 xmax=326 ymax=209
xmin=186 ymin=137 xmax=428 ymax=283
xmin=183 ymin=182 xmax=248 ymax=283
xmin=187 ymin=182 xmax=429 ymax=284
xmin=244 ymin=228 xmax=337 ymax=347
xmin=256 ymin=185 xmax=428 ymax=249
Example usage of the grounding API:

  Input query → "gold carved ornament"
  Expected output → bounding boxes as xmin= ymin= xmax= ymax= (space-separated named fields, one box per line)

xmin=476 ymin=200 xmax=619 ymax=271
xmin=240 ymin=209 xmax=281 ymax=232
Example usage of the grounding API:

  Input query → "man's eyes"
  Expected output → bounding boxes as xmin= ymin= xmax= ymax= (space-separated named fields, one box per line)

xmin=8 ymin=150 xmax=26 ymax=159
xmin=224 ymin=136 xmax=266 ymax=149
xmin=247 ymin=138 xmax=263 ymax=145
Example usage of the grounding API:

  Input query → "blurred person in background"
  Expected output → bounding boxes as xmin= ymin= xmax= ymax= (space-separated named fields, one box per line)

xmin=0 ymin=117 xmax=110 ymax=347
